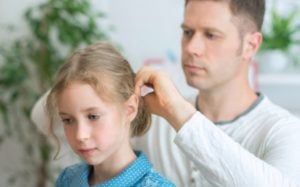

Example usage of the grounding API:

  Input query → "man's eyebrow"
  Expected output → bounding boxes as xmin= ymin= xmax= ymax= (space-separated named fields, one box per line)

xmin=180 ymin=23 xmax=190 ymax=29
xmin=205 ymin=27 xmax=224 ymax=35
xmin=181 ymin=23 xmax=224 ymax=35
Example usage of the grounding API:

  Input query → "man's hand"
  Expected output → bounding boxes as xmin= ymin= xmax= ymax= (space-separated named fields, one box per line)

xmin=135 ymin=67 xmax=196 ymax=131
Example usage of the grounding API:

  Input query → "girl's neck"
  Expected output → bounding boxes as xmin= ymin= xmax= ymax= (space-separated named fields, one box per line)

xmin=89 ymin=144 xmax=136 ymax=185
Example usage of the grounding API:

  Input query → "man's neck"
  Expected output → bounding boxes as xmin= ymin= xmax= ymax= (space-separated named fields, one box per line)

xmin=197 ymin=86 xmax=258 ymax=123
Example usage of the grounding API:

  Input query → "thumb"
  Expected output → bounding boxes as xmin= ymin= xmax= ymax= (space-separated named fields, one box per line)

xmin=143 ymin=92 xmax=158 ymax=115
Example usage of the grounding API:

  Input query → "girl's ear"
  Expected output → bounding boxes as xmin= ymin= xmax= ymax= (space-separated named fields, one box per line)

xmin=124 ymin=94 xmax=139 ymax=122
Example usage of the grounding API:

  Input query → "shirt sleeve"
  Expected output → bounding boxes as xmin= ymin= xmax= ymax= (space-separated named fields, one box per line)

xmin=30 ymin=91 xmax=50 ymax=135
xmin=174 ymin=112 xmax=300 ymax=187
xmin=31 ymin=90 xmax=65 ymax=138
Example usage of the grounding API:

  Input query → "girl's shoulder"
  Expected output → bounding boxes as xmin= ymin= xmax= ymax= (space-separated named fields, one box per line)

xmin=56 ymin=163 xmax=89 ymax=187
xmin=138 ymin=168 xmax=175 ymax=187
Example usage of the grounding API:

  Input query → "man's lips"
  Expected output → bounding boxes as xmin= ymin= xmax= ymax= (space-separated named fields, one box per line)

xmin=184 ymin=64 xmax=206 ymax=72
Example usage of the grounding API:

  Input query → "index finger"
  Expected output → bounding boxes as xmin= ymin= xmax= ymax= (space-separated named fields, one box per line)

xmin=134 ymin=67 xmax=154 ymax=96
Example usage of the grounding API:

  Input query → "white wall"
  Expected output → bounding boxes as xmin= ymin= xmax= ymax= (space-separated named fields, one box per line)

xmin=103 ymin=0 xmax=194 ymax=96
xmin=0 ymin=0 xmax=41 ymax=43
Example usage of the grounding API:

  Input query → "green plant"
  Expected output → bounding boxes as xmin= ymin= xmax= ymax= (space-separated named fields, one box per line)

xmin=261 ymin=7 xmax=300 ymax=51
xmin=0 ymin=0 xmax=110 ymax=186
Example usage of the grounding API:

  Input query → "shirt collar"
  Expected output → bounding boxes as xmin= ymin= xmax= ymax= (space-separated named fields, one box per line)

xmin=77 ymin=151 xmax=152 ymax=187
xmin=195 ymin=93 xmax=264 ymax=125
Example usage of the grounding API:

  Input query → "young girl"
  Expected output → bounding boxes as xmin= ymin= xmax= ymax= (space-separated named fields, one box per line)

xmin=46 ymin=42 xmax=174 ymax=187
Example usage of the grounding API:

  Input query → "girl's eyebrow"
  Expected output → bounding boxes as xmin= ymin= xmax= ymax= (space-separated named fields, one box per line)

xmin=58 ymin=112 xmax=70 ymax=116
xmin=58 ymin=107 xmax=102 ymax=116
xmin=83 ymin=107 xmax=100 ymax=112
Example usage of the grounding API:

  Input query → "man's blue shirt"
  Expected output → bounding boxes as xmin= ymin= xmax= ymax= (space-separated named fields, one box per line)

xmin=56 ymin=151 xmax=175 ymax=187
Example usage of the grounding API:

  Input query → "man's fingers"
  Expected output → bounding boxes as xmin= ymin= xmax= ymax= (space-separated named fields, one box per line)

xmin=142 ymin=92 xmax=157 ymax=114
xmin=134 ymin=67 xmax=154 ymax=96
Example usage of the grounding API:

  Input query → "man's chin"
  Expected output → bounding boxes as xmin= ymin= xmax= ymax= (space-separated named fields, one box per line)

xmin=186 ymin=79 xmax=199 ymax=89
xmin=186 ymin=78 xmax=207 ymax=90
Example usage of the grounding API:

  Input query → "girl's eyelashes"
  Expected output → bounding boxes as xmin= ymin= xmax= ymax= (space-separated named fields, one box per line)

xmin=59 ymin=112 xmax=102 ymax=124
xmin=61 ymin=117 xmax=74 ymax=125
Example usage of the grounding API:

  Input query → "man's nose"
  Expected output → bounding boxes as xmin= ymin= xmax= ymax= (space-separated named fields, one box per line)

xmin=186 ymin=34 xmax=205 ymax=57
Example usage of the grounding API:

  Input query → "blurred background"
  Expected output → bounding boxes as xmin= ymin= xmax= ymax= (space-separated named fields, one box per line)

xmin=0 ymin=0 xmax=299 ymax=186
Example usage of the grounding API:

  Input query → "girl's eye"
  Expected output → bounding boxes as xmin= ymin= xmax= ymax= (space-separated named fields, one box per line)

xmin=61 ymin=118 xmax=73 ymax=125
xmin=88 ymin=114 xmax=100 ymax=121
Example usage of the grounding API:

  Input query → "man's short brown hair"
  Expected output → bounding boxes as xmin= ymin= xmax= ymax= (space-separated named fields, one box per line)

xmin=185 ymin=0 xmax=265 ymax=32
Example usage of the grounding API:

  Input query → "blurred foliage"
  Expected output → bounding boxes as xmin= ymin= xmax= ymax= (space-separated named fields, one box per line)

xmin=261 ymin=7 xmax=300 ymax=51
xmin=0 ymin=0 xmax=111 ymax=186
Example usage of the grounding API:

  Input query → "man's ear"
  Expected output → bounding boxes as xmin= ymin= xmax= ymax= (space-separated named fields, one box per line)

xmin=124 ymin=94 xmax=139 ymax=122
xmin=243 ymin=32 xmax=262 ymax=61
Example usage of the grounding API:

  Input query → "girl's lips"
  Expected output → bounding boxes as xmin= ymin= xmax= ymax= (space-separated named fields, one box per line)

xmin=78 ymin=148 xmax=97 ymax=156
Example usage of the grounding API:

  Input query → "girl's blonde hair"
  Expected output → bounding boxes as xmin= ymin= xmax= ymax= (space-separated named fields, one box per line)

xmin=46 ymin=42 xmax=151 ymax=157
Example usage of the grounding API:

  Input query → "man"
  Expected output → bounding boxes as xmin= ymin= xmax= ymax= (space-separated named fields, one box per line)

xmin=133 ymin=0 xmax=300 ymax=186
xmin=32 ymin=0 xmax=300 ymax=186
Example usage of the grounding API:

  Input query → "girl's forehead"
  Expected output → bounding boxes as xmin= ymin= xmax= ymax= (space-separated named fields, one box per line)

xmin=57 ymin=82 xmax=123 ymax=112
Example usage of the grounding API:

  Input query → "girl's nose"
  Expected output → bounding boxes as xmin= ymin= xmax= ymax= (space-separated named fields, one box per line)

xmin=76 ymin=122 xmax=91 ymax=142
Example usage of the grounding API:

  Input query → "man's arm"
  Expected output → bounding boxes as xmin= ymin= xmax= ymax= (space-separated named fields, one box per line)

xmin=135 ymin=67 xmax=300 ymax=186
xmin=31 ymin=91 xmax=51 ymax=135
xmin=175 ymin=112 xmax=300 ymax=186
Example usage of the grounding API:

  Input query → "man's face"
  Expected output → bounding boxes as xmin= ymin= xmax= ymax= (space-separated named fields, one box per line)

xmin=181 ymin=0 xmax=247 ymax=91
